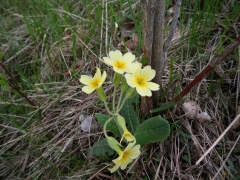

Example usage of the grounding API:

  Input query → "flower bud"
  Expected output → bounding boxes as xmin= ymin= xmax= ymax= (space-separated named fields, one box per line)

xmin=125 ymin=87 xmax=137 ymax=99
xmin=106 ymin=136 xmax=122 ymax=153
xmin=113 ymin=72 xmax=122 ymax=86
xmin=121 ymin=78 xmax=129 ymax=92
xmin=117 ymin=114 xmax=135 ymax=143
xmin=117 ymin=115 xmax=126 ymax=129
xmin=97 ymin=87 xmax=106 ymax=102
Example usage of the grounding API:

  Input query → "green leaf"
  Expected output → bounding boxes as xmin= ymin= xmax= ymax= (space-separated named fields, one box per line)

xmin=140 ymin=56 xmax=148 ymax=66
xmin=150 ymin=99 xmax=185 ymax=113
xmin=1 ymin=84 xmax=10 ymax=91
xmin=120 ymin=96 xmax=139 ymax=133
xmin=134 ymin=116 xmax=170 ymax=146
xmin=90 ymin=139 xmax=115 ymax=159
xmin=95 ymin=113 xmax=121 ymax=137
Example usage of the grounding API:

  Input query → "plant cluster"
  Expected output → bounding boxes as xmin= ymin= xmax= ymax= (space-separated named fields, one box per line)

xmin=80 ymin=50 xmax=170 ymax=172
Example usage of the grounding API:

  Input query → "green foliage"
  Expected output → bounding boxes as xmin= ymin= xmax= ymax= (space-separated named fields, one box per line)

xmin=0 ymin=73 xmax=10 ymax=91
xmin=134 ymin=116 xmax=170 ymax=146
xmin=90 ymin=138 xmax=115 ymax=159
xmin=150 ymin=99 xmax=184 ymax=113
xmin=95 ymin=113 xmax=121 ymax=137
xmin=120 ymin=95 xmax=139 ymax=133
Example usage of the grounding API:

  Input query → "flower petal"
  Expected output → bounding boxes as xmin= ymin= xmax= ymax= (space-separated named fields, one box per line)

xmin=124 ymin=141 xmax=136 ymax=151
xmin=127 ymin=145 xmax=141 ymax=159
xmin=82 ymin=86 xmax=95 ymax=94
xmin=120 ymin=159 xmax=133 ymax=170
xmin=79 ymin=75 xmax=92 ymax=86
xmin=113 ymin=66 xmax=125 ymax=74
xmin=145 ymin=82 xmax=159 ymax=91
xmin=95 ymin=68 xmax=101 ymax=78
xmin=125 ymin=74 xmax=137 ymax=88
xmin=136 ymin=86 xmax=152 ymax=97
xmin=131 ymin=62 xmax=142 ymax=75
xmin=141 ymin=66 xmax=156 ymax=81
xmin=109 ymin=161 xmax=121 ymax=173
xmin=103 ymin=57 xmax=114 ymax=66
xmin=109 ymin=50 xmax=122 ymax=62
xmin=100 ymin=71 xmax=107 ymax=85
xmin=122 ymin=52 xmax=135 ymax=64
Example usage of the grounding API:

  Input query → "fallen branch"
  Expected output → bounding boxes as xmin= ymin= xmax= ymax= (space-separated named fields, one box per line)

xmin=172 ymin=36 xmax=240 ymax=102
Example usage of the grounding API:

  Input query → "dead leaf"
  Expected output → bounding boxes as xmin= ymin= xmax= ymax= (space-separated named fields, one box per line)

xmin=126 ymin=33 xmax=138 ymax=50
xmin=79 ymin=114 xmax=97 ymax=133
xmin=121 ymin=22 xmax=135 ymax=37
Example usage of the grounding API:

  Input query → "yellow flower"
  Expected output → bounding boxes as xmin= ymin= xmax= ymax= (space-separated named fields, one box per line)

xmin=117 ymin=115 xmax=135 ymax=143
xmin=103 ymin=50 xmax=135 ymax=74
xmin=125 ymin=62 xmax=159 ymax=97
xmin=121 ymin=128 xmax=135 ymax=143
xmin=109 ymin=142 xmax=141 ymax=173
xmin=79 ymin=68 xmax=106 ymax=94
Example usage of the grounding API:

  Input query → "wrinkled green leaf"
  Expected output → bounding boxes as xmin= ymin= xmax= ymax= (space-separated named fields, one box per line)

xmin=95 ymin=113 xmax=121 ymax=137
xmin=90 ymin=139 xmax=115 ymax=159
xmin=134 ymin=115 xmax=170 ymax=146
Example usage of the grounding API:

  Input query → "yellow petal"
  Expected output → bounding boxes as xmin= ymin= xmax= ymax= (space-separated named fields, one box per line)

xmin=127 ymin=145 xmax=141 ymax=159
xmin=80 ymin=75 xmax=92 ymax=86
xmin=82 ymin=86 xmax=95 ymax=94
xmin=113 ymin=66 xmax=125 ymax=74
xmin=145 ymin=82 xmax=159 ymax=91
xmin=141 ymin=66 xmax=156 ymax=81
xmin=122 ymin=52 xmax=135 ymax=64
xmin=131 ymin=62 xmax=142 ymax=75
xmin=100 ymin=71 xmax=107 ymax=84
xmin=109 ymin=162 xmax=121 ymax=173
xmin=124 ymin=141 xmax=136 ymax=151
xmin=95 ymin=68 xmax=101 ymax=78
xmin=109 ymin=50 xmax=122 ymax=62
xmin=136 ymin=86 xmax=152 ymax=97
xmin=125 ymin=74 xmax=137 ymax=88
xmin=103 ymin=57 xmax=114 ymax=66
xmin=120 ymin=159 xmax=133 ymax=170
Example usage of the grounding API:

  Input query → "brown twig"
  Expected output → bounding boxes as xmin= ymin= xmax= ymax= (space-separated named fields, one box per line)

xmin=172 ymin=36 xmax=240 ymax=102
xmin=0 ymin=62 xmax=36 ymax=106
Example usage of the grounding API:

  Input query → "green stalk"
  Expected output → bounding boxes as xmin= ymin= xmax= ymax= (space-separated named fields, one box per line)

xmin=103 ymin=100 xmax=114 ymax=116
xmin=116 ymin=87 xmax=125 ymax=112
xmin=112 ymin=85 xmax=117 ymax=113
xmin=116 ymin=96 xmax=129 ymax=114
xmin=103 ymin=116 xmax=115 ymax=138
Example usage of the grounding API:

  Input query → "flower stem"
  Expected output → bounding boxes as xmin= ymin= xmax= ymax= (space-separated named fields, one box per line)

xmin=103 ymin=100 xmax=114 ymax=116
xmin=103 ymin=116 xmax=115 ymax=138
xmin=112 ymin=85 xmax=116 ymax=113
xmin=116 ymin=96 xmax=129 ymax=114
xmin=116 ymin=88 xmax=125 ymax=112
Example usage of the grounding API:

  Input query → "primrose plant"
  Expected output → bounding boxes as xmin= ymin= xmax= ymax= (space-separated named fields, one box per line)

xmin=80 ymin=50 xmax=170 ymax=173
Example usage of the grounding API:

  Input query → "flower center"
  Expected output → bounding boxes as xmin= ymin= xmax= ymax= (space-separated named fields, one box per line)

xmin=136 ymin=76 xmax=146 ymax=87
xmin=91 ymin=78 xmax=100 ymax=88
xmin=114 ymin=60 xmax=125 ymax=69
xmin=122 ymin=151 xmax=130 ymax=162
